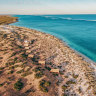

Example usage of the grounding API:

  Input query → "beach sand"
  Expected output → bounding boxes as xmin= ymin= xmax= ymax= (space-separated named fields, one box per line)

xmin=0 ymin=25 xmax=96 ymax=96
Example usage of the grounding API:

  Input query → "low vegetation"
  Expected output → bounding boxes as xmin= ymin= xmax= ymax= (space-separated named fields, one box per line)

xmin=62 ymin=85 xmax=68 ymax=91
xmin=8 ymin=70 xmax=14 ymax=74
xmin=21 ymin=72 xmax=32 ymax=77
xmin=0 ymin=15 xmax=18 ymax=25
xmin=35 ymin=71 xmax=44 ymax=79
xmin=0 ymin=83 xmax=3 ymax=87
xmin=0 ymin=67 xmax=4 ymax=70
xmin=14 ymin=79 xmax=24 ymax=91
xmin=39 ymin=79 xmax=51 ymax=92
xmin=16 ymin=69 xmax=24 ymax=74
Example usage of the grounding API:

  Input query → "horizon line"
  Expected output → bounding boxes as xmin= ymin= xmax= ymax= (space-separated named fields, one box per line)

xmin=0 ymin=13 xmax=96 ymax=15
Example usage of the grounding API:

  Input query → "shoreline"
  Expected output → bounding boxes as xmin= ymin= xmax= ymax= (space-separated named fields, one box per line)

xmin=0 ymin=25 xmax=96 ymax=95
xmin=11 ymin=25 xmax=96 ymax=65
xmin=10 ymin=15 xmax=96 ymax=64
xmin=0 ymin=15 xmax=96 ymax=95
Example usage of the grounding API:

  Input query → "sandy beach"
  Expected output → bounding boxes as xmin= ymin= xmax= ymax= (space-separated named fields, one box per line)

xmin=0 ymin=24 xmax=96 ymax=96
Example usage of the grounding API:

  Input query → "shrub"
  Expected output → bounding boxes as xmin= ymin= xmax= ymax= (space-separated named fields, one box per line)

xmin=53 ymin=73 xmax=58 ymax=77
xmin=0 ymin=83 xmax=3 ymax=87
xmin=66 ymin=80 xmax=76 ymax=85
xmin=45 ymin=66 xmax=51 ymax=71
xmin=14 ymin=57 xmax=18 ymax=62
xmin=16 ymin=69 xmax=24 ymax=74
xmin=44 ymin=81 xmax=51 ymax=87
xmin=7 ymin=61 xmax=15 ymax=66
xmin=33 ymin=67 xmax=41 ymax=72
xmin=40 ymin=86 xmax=48 ymax=92
xmin=18 ymin=45 xmax=23 ymax=49
xmin=62 ymin=85 xmax=68 ymax=91
xmin=14 ymin=79 xmax=24 ymax=91
xmin=0 ymin=71 xmax=2 ymax=74
xmin=72 ymin=73 xmax=78 ymax=79
xmin=10 ymin=52 xmax=17 ymax=57
xmin=39 ymin=80 xmax=51 ymax=93
xmin=21 ymin=72 xmax=32 ymax=77
xmin=3 ymin=34 xmax=7 ymax=38
xmin=9 ymin=66 xmax=14 ymax=70
xmin=0 ymin=67 xmax=4 ymax=70
xmin=14 ymin=65 xmax=19 ymax=68
xmin=21 ymin=53 xmax=28 ymax=59
xmin=35 ymin=71 xmax=44 ymax=79
xmin=8 ymin=70 xmax=14 ymax=74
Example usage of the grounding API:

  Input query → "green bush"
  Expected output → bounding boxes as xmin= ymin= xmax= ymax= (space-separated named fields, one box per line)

xmin=9 ymin=66 xmax=14 ymax=70
xmin=14 ymin=80 xmax=24 ymax=91
xmin=33 ymin=67 xmax=41 ymax=72
xmin=53 ymin=73 xmax=58 ymax=77
xmin=72 ymin=73 xmax=78 ymax=79
xmin=11 ymin=52 xmax=17 ymax=57
xmin=45 ymin=66 xmax=51 ymax=71
xmin=14 ymin=65 xmax=19 ymax=68
xmin=35 ymin=71 xmax=44 ymax=79
xmin=44 ymin=81 xmax=51 ymax=87
xmin=40 ymin=86 xmax=48 ymax=92
xmin=16 ymin=69 xmax=24 ymax=74
xmin=14 ymin=57 xmax=18 ymax=62
xmin=0 ymin=83 xmax=3 ymax=87
xmin=62 ymin=85 xmax=68 ymax=91
xmin=8 ymin=70 xmax=14 ymax=74
xmin=66 ymin=80 xmax=76 ymax=85
xmin=0 ymin=71 xmax=2 ymax=74
xmin=21 ymin=53 xmax=28 ymax=59
xmin=39 ymin=80 xmax=51 ymax=92
xmin=21 ymin=72 xmax=32 ymax=77
xmin=0 ymin=67 xmax=4 ymax=70
xmin=3 ymin=34 xmax=7 ymax=38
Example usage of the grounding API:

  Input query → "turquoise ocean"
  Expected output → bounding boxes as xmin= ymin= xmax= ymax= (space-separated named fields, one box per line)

xmin=11 ymin=15 xmax=96 ymax=62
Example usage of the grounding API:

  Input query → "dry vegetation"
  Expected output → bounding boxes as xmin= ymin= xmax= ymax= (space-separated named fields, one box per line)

xmin=0 ymin=16 xmax=96 ymax=96
xmin=0 ymin=26 xmax=58 ymax=96
xmin=0 ymin=15 xmax=18 ymax=25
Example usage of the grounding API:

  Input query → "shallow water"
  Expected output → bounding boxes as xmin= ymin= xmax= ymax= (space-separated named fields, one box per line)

xmin=11 ymin=14 xmax=96 ymax=62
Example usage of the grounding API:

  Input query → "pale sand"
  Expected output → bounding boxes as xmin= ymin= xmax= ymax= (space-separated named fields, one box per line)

xmin=0 ymin=25 xmax=96 ymax=96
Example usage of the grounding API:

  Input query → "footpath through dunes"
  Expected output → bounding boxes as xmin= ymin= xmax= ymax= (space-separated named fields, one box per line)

xmin=0 ymin=25 xmax=96 ymax=96
xmin=0 ymin=15 xmax=18 ymax=25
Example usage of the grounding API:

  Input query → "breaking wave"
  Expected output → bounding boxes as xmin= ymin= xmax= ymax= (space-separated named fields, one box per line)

xmin=42 ymin=16 xmax=96 ymax=22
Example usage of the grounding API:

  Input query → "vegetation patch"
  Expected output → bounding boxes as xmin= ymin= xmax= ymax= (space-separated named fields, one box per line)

xmin=9 ymin=66 xmax=14 ymax=70
xmin=0 ymin=67 xmax=5 ymax=70
xmin=0 ymin=15 xmax=18 ymax=25
xmin=8 ymin=70 xmax=14 ymax=74
xmin=33 ymin=67 xmax=41 ymax=72
xmin=0 ymin=71 xmax=3 ymax=74
xmin=21 ymin=53 xmax=28 ymax=59
xmin=72 ymin=73 xmax=79 ymax=79
xmin=66 ymin=80 xmax=76 ymax=85
xmin=21 ymin=72 xmax=32 ymax=77
xmin=0 ymin=83 xmax=4 ymax=87
xmin=14 ymin=79 xmax=24 ymax=91
xmin=16 ymin=69 xmax=24 ymax=74
xmin=62 ymin=85 xmax=68 ymax=91
xmin=45 ymin=66 xmax=51 ymax=71
xmin=39 ymin=79 xmax=51 ymax=92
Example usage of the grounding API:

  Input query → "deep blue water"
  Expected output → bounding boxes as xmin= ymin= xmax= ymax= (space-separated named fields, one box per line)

xmin=11 ymin=15 xmax=96 ymax=62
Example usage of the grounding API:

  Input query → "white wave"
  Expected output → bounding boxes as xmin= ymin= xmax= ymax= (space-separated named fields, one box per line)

xmin=42 ymin=16 xmax=96 ymax=22
xmin=86 ymin=20 xmax=96 ymax=22
xmin=60 ymin=17 xmax=72 ymax=20
xmin=42 ymin=16 xmax=52 ymax=18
